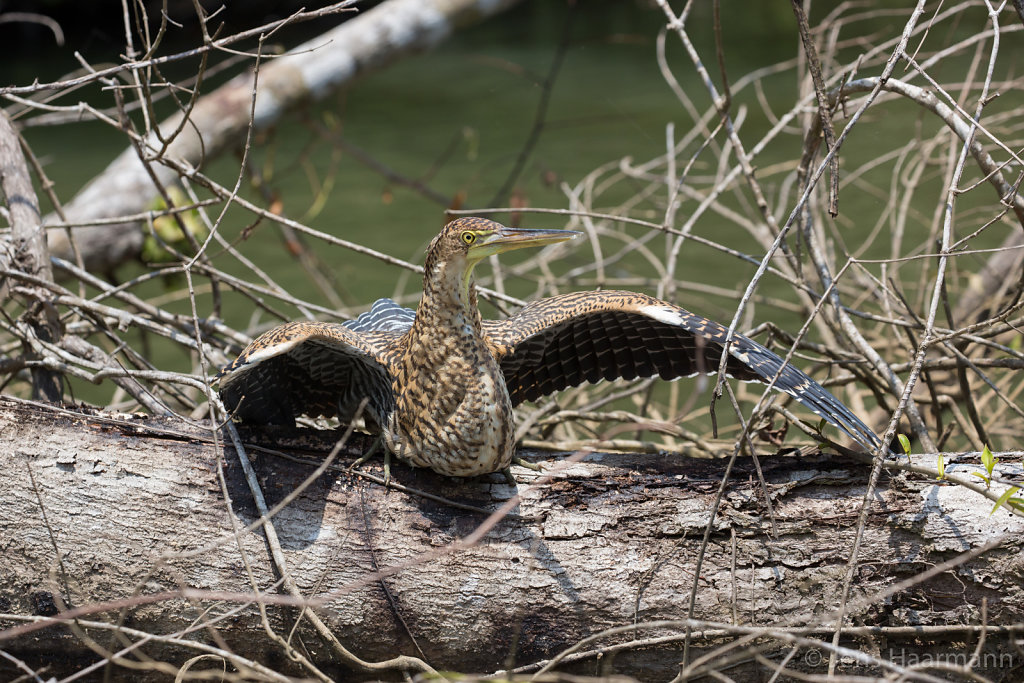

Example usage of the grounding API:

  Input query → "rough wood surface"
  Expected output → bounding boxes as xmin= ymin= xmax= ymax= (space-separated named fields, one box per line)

xmin=0 ymin=111 xmax=62 ymax=402
xmin=2 ymin=396 xmax=1023 ymax=681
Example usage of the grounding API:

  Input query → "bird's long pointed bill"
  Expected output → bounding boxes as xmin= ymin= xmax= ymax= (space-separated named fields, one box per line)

xmin=475 ymin=227 xmax=581 ymax=257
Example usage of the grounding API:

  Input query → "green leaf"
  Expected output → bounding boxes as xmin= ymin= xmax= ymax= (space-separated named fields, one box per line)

xmin=981 ymin=444 xmax=997 ymax=477
xmin=936 ymin=453 xmax=945 ymax=480
xmin=897 ymin=434 xmax=911 ymax=456
xmin=990 ymin=486 xmax=1021 ymax=516
xmin=142 ymin=187 xmax=209 ymax=265
xmin=973 ymin=471 xmax=991 ymax=486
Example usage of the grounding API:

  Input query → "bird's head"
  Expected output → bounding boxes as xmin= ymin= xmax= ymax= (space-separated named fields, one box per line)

xmin=425 ymin=217 xmax=580 ymax=300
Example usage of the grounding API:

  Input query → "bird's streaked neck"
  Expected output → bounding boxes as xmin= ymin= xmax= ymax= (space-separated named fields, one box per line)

xmin=417 ymin=256 xmax=482 ymax=329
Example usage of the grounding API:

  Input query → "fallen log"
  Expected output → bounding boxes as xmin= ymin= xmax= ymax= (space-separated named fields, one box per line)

xmin=1 ymin=396 xmax=1022 ymax=681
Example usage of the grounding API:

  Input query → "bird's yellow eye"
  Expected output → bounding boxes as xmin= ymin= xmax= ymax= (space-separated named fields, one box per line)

xmin=461 ymin=231 xmax=477 ymax=245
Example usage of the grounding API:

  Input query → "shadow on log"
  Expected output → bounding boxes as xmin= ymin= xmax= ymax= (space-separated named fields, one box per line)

xmin=1 ymin=396 xmax=1023 ymax=681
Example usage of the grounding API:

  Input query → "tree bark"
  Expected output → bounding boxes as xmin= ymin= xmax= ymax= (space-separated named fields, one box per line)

xmin=0 ymin=111 xmax=62 ymax=401
xmin=1 ymin=396 xmax=1023 ymax=681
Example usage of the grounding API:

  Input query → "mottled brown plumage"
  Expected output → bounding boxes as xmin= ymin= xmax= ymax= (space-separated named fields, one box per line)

xmin=218 ymin=217 xmax=886 ymax=477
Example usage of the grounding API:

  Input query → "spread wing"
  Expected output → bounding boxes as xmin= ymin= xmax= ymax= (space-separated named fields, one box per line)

xmin=483 ymin=290 xmax=883 ymax=452
xmin=217 ymin=300 xmax=407 ymax=426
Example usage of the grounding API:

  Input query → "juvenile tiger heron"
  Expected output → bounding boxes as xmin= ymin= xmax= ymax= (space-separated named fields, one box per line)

xmin=218 ymin=217 xmax=884 ymax=477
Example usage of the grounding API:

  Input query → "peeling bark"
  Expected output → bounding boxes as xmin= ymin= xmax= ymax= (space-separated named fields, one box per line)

xmin=1 ymin=396 xmax=1022 ymax=681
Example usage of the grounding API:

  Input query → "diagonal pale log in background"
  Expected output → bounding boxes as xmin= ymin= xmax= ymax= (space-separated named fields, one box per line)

xmin=1 ymin=396 xmax=1023 ymax=681
xmin=39 ymin=0 xmax=524 ymax=276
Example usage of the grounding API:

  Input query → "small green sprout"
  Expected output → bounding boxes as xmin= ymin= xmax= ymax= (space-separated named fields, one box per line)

xmin=990 ymin=486 xmax=1022 ymax=516
xmin=897 ymin=433 xmax=911 ymax=457
xmin=973 ymin=444 xmax=997 ymax=487
xmin=982 ymin=444 xmax=996 ymax=475
xmin=936 ymin=453 xmax=946 ymax=480
xmin=814 ymin=418 xmax=830 ymax=450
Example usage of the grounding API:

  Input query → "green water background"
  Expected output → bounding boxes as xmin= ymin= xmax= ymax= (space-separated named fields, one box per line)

xmin=4 ymin=1 xmax=1012 ymax=425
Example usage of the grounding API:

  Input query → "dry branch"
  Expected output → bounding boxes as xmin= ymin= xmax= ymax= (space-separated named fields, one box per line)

xmin=33 ymin=0 xmax=523 ymax=275
xmin=0 ymin=110 xmax=62 ymax=401
xmin=2 ymin=398 xmax=1023 ymax=681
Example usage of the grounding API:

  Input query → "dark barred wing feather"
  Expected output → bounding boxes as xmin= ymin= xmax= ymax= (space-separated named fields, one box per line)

xmin=217 ymin=318 xmax=398 ymax=427
xmin=483 ymin=290 xmax=884 ymax=452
